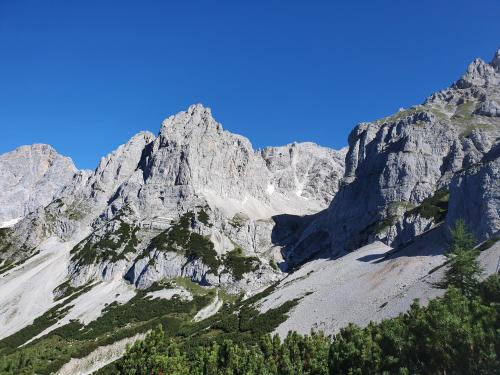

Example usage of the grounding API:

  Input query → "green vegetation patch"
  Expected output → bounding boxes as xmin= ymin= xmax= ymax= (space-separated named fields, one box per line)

xmin=147 ymin=212 xmax=220 ymax=274
xmin=147 ymin=212 xmax=193 ymax=253
xmin=102 ymin=272 xmax=500 ymax=375
xmin=229 ymin=212 xmax=249 ymax=228
xmin=0 ymin=250 xmax=40 ymax=276
xmin=0 ymin=228 xmax=12 ymax=255
xmin=99 ymin=222 xmax=500 ymax=375
xmin=360 ymin=215 xmax=397 ymax=241
xmin=453 ymin=100 xmax=477 ymax=120
xmin=0 ymin=262 xmax=16 ymax=275
xmin=76 ymin=288 xmax=210 ymax=341
xmin=173 ymin=277 xmax=212 ymax=296
xmin=269 ymin=258 xmax=279 ymax=271
xmin=407 ymin=189 xmax=449 ymax=222
xmin=186 ymin=233 xmax=220 ymax=274
xmin=429 ymin=107 xmax=449 ymax=121
xmin=0 ymin=283 xmax=93 ymax=356
xmin=70 ymin=220 xmax=139 ymax=266
xmin=65 ymin=202 xmax=87 ymax=221
xmin=52 ymin=280 xmax=93 ymax=301
xmin=197 ymin=207 xmax=211 ymax=226
xmin=0 ymin=277 xmax=298 ymax=374
xmin=223 ymin=248 xmax=261 ymax=280
xmin=376 ymin=106 xmax=421 ymax=125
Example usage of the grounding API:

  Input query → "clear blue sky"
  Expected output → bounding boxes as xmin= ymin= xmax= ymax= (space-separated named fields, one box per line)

xmin=0 ymin=0 xmax=499 ymax=169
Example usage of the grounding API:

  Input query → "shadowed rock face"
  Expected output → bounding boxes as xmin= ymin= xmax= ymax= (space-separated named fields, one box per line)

xmin=446 ymin=152 xmax=500 ymax=242
xmin=0 ymin=144 xmax=77 ymax=223
xmin=273 ymin=50 xmax=500 ymax=267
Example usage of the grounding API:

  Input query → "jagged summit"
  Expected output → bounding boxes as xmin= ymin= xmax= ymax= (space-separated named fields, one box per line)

xmin=14 ymin=143 xmax=56 ymax=153
xmin=160 ymin=103 xmax=220 ymax=133
xmin=316 ymin=51 xmax=499 ymax=255
xmin=454 ymin=49 xmax=500 ymax=89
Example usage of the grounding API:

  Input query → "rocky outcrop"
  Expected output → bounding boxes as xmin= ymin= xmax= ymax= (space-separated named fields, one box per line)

xmin=446 ymin=150 xmax=500 ymax=242
xmin=320 ymin=49 xmax=500 ymax=253
xmin=261 ymin=142 xmax=347 ymax=207
xmin=0 ymin=144 xmax=77 ymax=223
xmin=105 ymin=105 xmax=345 ymax=222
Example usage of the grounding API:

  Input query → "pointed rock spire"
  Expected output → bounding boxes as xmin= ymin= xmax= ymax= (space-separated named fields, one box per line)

xmin=491 ymin=48 xmax=500 ymax=71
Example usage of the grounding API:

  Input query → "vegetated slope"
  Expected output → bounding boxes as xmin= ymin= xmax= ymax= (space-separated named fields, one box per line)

xmin=99 ymin=272 xmax=500 ymax=375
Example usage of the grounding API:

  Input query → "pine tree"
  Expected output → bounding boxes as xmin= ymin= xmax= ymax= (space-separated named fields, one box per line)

xmin=441 ymin=220 xmax=482 ymax=296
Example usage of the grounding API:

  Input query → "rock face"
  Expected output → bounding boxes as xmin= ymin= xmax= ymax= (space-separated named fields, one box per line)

xmin=317 ymin=49 xmax=500 ymax=254
xmin=277 ymin=49 xmax=500 ymax=266
xmin=0 ymin=144 xmax=77 ymax=224
xmin=0 ymin=105 xmax=345 ymax=293
xmin=104 ymin=105 xmax=345 ymax=222
xmin=446 ymin=148 xmax=500 ymax=242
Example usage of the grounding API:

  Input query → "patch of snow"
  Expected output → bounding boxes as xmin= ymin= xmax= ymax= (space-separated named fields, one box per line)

xmin=266 ymin=184 xmax=275 ymax=195
xmin=0 ymin=217 xmax=22 ymax=228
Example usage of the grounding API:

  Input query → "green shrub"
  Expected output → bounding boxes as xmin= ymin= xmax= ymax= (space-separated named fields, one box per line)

xmin=185 ymin=233 xmax=220 ymax=274
xmin=197 ymin=208 xmax=211 ymax=226
xmin=408 ymin=189 xmax=449 ymax=222
xmin=223 ymin=248 xmax=260 ymax=280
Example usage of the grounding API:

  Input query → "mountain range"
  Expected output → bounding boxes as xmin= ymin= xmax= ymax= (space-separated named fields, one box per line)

xmin=0 ymin=49 xmax=499 ymax=374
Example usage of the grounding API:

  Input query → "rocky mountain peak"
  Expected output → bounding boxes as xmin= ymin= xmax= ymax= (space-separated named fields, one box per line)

xmin=160 ymin=104 xmax=221 ymax=135
xmin=455 ymin=52 xmax=500 ymax=89
xmin=0 ymin=51 xmax=498 ymax=373
xmin=0 ymin=144 xmax=77 ymax=223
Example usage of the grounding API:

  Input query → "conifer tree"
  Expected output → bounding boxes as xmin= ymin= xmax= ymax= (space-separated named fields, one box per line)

xmin=441 ymin=220 xmax=483 ymax=296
